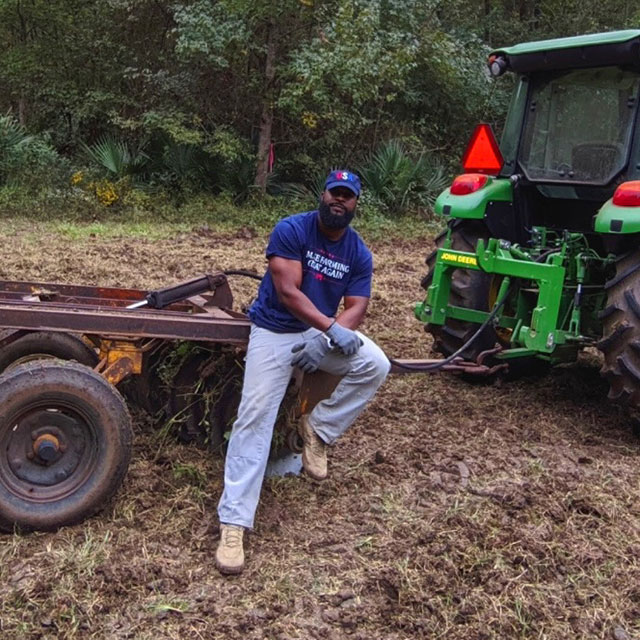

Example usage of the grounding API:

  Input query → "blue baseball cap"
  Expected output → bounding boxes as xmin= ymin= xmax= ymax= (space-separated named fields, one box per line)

xmin=324 ymin=170 xmax=361 ymax=197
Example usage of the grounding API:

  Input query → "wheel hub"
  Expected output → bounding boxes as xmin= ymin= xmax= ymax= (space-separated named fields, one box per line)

xmin=33 ymin=433 xmax=62 ymax=462
xmin=7 ymin=409 xmax=87 ymax=486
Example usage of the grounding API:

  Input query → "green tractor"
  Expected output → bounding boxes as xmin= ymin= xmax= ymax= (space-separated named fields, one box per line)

xmin=416 ymin=29 xmax=640 ymax=404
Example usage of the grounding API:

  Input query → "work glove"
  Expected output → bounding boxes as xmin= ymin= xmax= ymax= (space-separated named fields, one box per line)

xmin=291 ymin=334 xmax=331 ymax=373
xmin=325 ymin=321 xmax=362 ymax=356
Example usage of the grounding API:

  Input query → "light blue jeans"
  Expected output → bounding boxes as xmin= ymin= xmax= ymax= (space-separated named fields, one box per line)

xmin=217 ymin=324 xmax=391 ymax=528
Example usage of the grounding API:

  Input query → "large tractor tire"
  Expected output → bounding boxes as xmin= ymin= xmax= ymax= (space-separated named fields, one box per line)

xmin=421 ymin=220 xmax=498 ymax=360
xmin=0 ymin=331 xmax=98 ymax=374
xmin=0 ymin=360 xmax=132 ymax=532
xmin=598 ymin=250 xmax=640 ymax=406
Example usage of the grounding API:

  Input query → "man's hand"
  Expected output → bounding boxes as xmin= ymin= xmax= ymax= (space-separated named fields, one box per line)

xmin=291 ymin=335 xmax=331 ymax=373
xmin=325 ymin=322 xmax=362 ymax=356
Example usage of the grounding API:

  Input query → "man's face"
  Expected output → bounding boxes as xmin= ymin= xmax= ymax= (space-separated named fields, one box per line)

xmin=318 ymin=187 xmax=358 ymax=229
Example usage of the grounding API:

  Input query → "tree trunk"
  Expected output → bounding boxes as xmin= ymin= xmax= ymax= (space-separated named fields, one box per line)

xmin=483 ymin=0 xmax=491 ymax=44
xmin=254 ymin=21 xmax=277 ymax=195
xmin=18 ymin=95 xmax=26 ymax=126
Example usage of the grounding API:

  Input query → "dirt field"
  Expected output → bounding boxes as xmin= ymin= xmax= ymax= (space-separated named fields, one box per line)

xmin=0 ymin=219 xmax=639 ymax=640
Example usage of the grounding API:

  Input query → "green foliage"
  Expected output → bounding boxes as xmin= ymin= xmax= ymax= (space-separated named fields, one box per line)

xmin=0 ymin=0 xmax=637 ymax=203
xmin=202 ymin=127 xmax=251 ymax=166
xmin=359 ymin=140 xmax=449 ymax=215
xmin=276 ymin=173 xmax=326 ymax=203
xmin=82 ymin=137 xmax=148 ymax=180
xmin=144 ymin=141 xmax=213 ymax=196
xmin=0 ymin=114 xmax=65 ymax=189
xmin=139 ymin=112 xmax=204 ymax=147
xmin=173 ymin=1 xmax=247 ymax=67
xmin=0 ymin=115 xmax=33 ymax=154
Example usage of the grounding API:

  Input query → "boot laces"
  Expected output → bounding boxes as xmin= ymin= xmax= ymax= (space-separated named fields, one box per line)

xmin=222 ymin=526 xmax=243 ymax=548
xmin=309 ymin=431 xmax=326 ymax=456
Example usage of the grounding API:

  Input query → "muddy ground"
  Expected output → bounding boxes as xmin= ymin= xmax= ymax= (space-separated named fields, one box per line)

xmin=0 ymin=220 xmax=639 ymax=639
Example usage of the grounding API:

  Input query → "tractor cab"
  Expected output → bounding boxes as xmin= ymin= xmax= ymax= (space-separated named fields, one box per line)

xmin=435 ymin=30 xmax=640 ymax=249
xmin=491 ymin=30 xmax=640 ymax=245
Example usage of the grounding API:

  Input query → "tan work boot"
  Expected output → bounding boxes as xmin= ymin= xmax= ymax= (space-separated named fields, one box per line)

xmin=215 ymin=524 xmax=245 ymax=575
xmin=299 ymin=414 xmax=327 ymax=480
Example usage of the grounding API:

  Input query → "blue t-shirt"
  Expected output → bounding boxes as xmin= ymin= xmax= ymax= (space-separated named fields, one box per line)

xmin=249 ymin=210 xmax=373 ymax=333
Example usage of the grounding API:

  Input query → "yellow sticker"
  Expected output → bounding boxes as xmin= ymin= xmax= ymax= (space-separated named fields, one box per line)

xmin=441 ymin=252 xmax=477 ymax=266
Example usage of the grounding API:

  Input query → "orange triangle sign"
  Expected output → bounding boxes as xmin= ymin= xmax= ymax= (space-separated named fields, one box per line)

xmin=462 ymin=123 xmax=504 ymax=174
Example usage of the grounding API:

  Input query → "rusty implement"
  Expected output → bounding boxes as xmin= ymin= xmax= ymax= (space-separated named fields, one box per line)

xmin=0 ymin=301 xmax=249 ymax=343
xmin=0 ymin=272 xmax=518 ymax=533
xmin=0 ymin=275 xmax=249 ymax=344
xmin=0 ymin=274 xmax=507 ymax=389
xmin=0 ymin=274 xmax=250 ymax=387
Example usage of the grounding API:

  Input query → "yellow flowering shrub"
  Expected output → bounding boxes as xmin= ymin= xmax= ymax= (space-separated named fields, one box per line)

xmin=301 ymin=112 xmax=318 ymax=129
xmin=70 ymin=171 xmax=84 ymax=186
xmin=89 ymin=179 xmax=119 ymax=206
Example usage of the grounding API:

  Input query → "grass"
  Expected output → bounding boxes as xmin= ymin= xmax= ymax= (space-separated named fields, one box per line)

xmin=0 ymin=185 xmax=440 ymax=243
xmin=52 ymin=221 xmax=193 ymax=240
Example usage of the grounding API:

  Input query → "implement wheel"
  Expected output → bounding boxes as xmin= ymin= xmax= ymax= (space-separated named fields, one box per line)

xmin=598 ymin=250 xmax=640 ymax=405
xmin=0 ymin=361 xmax=132 ymax=532
xmin=0 ymin=331 xmax=98 ymax=374
xmin=421 ymin=220 xmax=497 ymax=359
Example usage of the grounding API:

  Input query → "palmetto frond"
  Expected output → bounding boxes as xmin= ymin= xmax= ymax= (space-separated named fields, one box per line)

xmin=83 ymin=137 xmax=148 ymax=178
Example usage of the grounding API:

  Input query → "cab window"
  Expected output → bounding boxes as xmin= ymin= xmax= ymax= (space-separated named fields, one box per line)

xmin=519 ymin=67 xmax=639 ymax=185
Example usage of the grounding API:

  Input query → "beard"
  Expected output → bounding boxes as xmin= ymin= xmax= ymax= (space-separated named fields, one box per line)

xmin=318 ymin=200 xmax=355 ymax=230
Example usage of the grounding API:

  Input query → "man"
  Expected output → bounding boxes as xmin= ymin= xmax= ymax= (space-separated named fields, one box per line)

xmin=215 ymin=169 xmax=390 ymax=575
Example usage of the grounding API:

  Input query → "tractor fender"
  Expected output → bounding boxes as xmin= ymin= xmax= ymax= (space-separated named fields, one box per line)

xmin=434 ymin=178 xmax=513 ymax=220
xmin=593 ymin=198 xmax=640 ymax=234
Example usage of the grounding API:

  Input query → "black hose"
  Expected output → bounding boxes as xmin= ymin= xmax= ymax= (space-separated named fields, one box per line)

xmin=224 ymin=249 xmax=559 ymax=372
xmin=223 ymin=269 xmax=263 ymax=281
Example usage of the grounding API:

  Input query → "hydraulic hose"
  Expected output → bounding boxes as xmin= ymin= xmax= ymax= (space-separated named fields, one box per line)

xmin=223 ymin=269 xmax=263 ymax=281
xmin=222 ymin=266 xmax=507 ymax=372
xmin=225 ymin=248 xmax=560 ymax=373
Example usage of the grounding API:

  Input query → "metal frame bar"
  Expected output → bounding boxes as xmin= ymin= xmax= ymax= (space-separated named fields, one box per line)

xmin=0 ymin=300 xmax=250 ymax=344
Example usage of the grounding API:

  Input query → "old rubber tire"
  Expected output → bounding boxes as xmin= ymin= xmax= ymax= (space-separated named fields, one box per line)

xmin=598 ymin=250 xmax=640 ymax=406
xmin=421 ymin=220 xmax=497 ymax=359
xmin=0 ymin=360 xmax=132 ymax=532
xmin=0 ymin=331 xmax=98 ymax=374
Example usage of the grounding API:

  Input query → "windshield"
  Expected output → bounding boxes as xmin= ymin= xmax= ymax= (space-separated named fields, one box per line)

xmin=518 ymin=67 xmax=639 ymax=184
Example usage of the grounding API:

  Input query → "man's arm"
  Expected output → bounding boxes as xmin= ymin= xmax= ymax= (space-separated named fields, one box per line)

xmin=270 ymin=257 xmax=369 ymax=331
xmin=269 ymin=256 xmax=333 ymax=331
xmin=336 ymin=296 xmax=369 ymax=330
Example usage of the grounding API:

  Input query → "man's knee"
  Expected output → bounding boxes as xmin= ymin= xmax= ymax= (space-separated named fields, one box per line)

xmin=356 ymin=343 xmax=391 ymax=385
xmin=373 ymin=352 xmax=392 ymax=383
